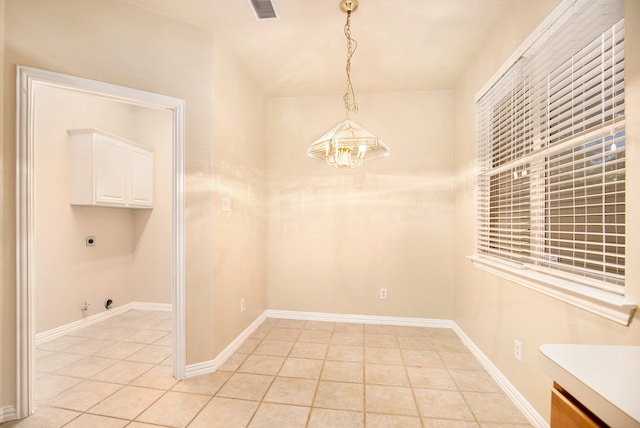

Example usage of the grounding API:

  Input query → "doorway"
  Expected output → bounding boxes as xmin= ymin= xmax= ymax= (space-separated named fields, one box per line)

xmin=15 ymin=66 xmax=186 ymax=418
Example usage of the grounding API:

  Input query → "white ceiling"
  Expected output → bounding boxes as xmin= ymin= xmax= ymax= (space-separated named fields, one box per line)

xmin=125 ymin=0 xmax=516 ymax=97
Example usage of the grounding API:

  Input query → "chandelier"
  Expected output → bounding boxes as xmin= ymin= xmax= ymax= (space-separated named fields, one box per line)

xmin=306 ymin=0 xmax=390 ymax=169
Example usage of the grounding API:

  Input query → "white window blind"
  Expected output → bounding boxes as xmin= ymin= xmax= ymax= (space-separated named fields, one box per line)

xmin=476 ymin=0 xmax=625 ymax=294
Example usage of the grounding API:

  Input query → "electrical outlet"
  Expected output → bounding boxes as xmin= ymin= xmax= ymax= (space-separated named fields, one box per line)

xmin=222 ymin=197 xmax=231 ymax=212
xmin=240 ymin=298 xmax=246 ymax=313
xmin=514 ymin=339 xmax=523 ymax=361
xmin=379 ymin=288 xmax=388 ymax=299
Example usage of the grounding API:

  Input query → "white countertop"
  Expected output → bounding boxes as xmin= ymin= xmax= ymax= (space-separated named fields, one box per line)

xmin=539 ymin=344 xmax=640 ymax=427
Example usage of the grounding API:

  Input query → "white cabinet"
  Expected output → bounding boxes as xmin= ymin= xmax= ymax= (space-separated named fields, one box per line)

xmin=93 ymin=134 xmax=128 ymax=205
xmin=69 ymin=129 xmax=153 ymax=209
xmin=130 ymin=148 xmax=154 ymax=207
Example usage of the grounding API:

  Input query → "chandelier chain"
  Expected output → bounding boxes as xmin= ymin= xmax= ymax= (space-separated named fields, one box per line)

xmin=343 ymin=10 xmax=358 ymax=118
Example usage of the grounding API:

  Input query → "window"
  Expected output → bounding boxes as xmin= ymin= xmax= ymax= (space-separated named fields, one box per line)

xmin=475 ymin=0 xmax=628 ymax=304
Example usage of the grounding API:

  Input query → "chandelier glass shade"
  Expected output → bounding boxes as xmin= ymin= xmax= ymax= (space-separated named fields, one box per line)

xmin=306 ymin=0 xmax=389 ymax=169
xmin=307 ymin=119 xmax=390 ymax=169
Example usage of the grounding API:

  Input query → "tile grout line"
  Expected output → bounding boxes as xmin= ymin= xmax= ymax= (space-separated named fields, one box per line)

xmin=33 ymin=311 xmax=174 ymax=427
xmin=242 ymin=318 xmax=279 ymax=427
xmin=305 ymin=319 xmax=331 ymax=427
xmin=362 ymin=323 xmax=367 ymax=427
xmin=398 ymin=329 xmax=424 ymax=427
xmin=32 ymin=312 xmax=534 ymax=427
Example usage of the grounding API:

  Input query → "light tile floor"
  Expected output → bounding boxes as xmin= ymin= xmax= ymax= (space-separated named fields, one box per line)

xmin=3 ymin=311 xmax=533 ymax=427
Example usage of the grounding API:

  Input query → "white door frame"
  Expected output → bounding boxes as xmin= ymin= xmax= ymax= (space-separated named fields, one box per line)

xmin=15 ymin=66 xmax=186 ymax=418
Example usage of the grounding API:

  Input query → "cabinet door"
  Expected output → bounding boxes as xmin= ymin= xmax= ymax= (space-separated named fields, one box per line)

xmin=551 ymin=387 xmax=606 ymax=428
xmin=130 ymin=148 xmax=153 ymax=207
xmin=94 ymin=136 xmax=128 ymax=205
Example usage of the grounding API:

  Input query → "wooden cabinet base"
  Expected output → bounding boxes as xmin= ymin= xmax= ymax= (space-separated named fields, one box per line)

xmin=551 ymin=383 xmax=608 ymax=428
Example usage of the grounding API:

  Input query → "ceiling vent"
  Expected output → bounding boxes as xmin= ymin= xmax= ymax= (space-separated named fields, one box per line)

xmin=248 ymin=0 xmax=279 ymax=20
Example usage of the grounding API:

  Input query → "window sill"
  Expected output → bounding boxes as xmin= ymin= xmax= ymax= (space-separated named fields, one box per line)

xmin=468 ymin=256 xmax=637 ymax=326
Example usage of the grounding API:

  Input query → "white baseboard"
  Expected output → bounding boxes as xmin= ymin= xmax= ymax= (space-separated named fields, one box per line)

xmin=185 ymin=312 xmax=267 ymax=378
xmin=264 ymin=309 xmax=454 ymax=328
xmin=452 ymin=322 xmax=548 ymax=428
xmin=131 ymin=302 xmax=172 ymax=312
xmin=35 ymin=302 xmax=172 ymax=345
xmin=1 ymin=405 xmax=17 ymax=423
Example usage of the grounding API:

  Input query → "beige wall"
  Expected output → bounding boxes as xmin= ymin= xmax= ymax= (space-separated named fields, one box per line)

xmin=129 ymin=107 xmax=174 ymax=304
xmin=452 ymin=0 xmax=640 ymax=422
xmin=34 ymin=87 xmax=172 ymax=333
xmin=265 ymin=91 xmax=454 ymax=318
xmin=211 ymin=33 xmax=267 ymax=354
xmin=1 ymin=0 xmax=267 ymax=411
